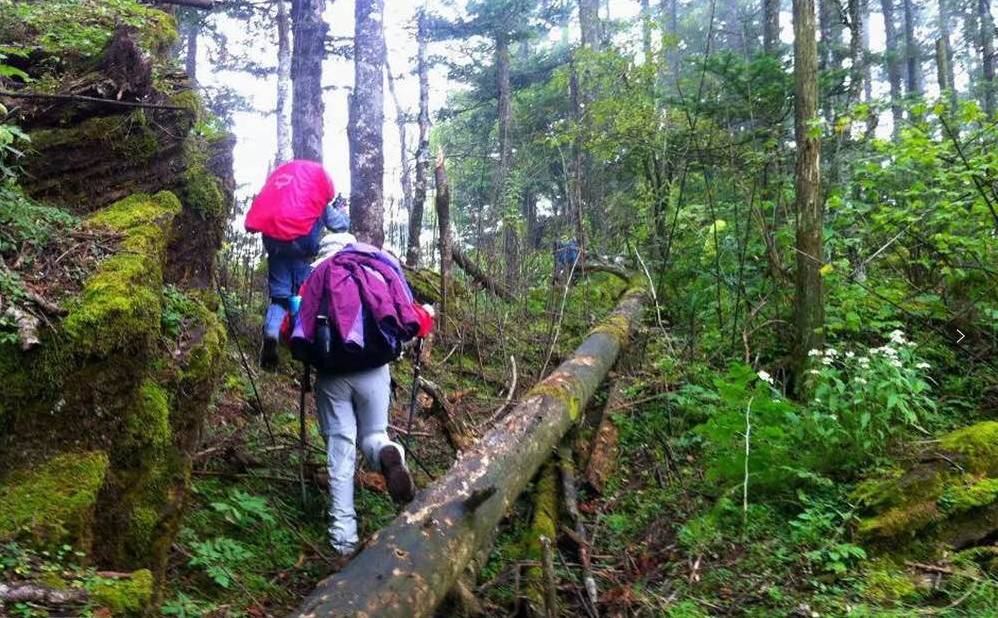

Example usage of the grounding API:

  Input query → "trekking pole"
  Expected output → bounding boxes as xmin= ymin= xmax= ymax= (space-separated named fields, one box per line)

xmin=299 ymin=362 xmax=310 ymax=506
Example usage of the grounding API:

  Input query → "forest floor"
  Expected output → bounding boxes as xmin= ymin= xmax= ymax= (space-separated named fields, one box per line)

xmin=155 ymin=269 xmax=997 ymax=617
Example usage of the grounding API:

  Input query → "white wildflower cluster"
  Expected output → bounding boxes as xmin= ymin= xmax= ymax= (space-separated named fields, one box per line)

xmin=757 ymin=370 xmax=775 ymax=385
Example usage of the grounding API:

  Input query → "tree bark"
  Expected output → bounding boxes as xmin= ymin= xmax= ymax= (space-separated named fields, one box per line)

xmin=407 ymin=9 xmax=431 ymax=268
xmin=579 ymin=0 xmax=603 ymax=52
xmin=349 ymin=0 xmax=386 ymax=246
xmin=435 ymin=149 xmax=452 ymax=328
xmin=937 ymin=0 xmax=958 ymax=110
xmin=792 ymin=0 xmax=824 ymax=384
xmin=385 ymin=44 xmax=413 ymax=260
xmin=641 ymin=0 xmax=653 ymax=64
xmin=879 ymin=0 xmax=904 ymax=135
xmin=902 ymin=0 xmax=923 ymax=97
xmin=861 ymin=0 xmax=872 ymax=102
xmin=275 ymin=0 xmax=292 ymax=164
xmin=763 ymin=0 xmax=781 ymax=54
xmin=494 ymin=35 xmax=518 ymax=292
xmin=291 ymin=0 xmax=327 ymax=162
xmin=291 ymin=286 xmax=647 ymax=618
xmin=847 ymin=0 xmax=865 ymax=102
xmin=979 ymin=0 xmax=996 ymax=117
xmin=184 ymin=16 xmax=198 ymax=84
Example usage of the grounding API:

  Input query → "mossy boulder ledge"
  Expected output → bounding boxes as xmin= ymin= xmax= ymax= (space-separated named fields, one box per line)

xmin=853 ymin=421 xmax=998 ymax=550
xmin=0 ymin=3 xmax=234 ymax=612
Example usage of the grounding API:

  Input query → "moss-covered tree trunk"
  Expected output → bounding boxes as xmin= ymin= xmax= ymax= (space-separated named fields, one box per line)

xmin=291 ymin=286 xmax=646 ymax=618
xmin=291 ymin=0 xmax=327 ymax=162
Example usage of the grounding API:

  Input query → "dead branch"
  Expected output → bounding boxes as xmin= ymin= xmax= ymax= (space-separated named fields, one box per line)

xmin=0 ymin=90 xmax=191 ymax=111
xmin=0 ymin=582 xmax=87 ymax=605
xmin=419 ymin=377 xmax=475 ymax=451
xmin=451 ymin=245 xmax=513 ymax=301
xmin=559 ymin=445 xmax=598 ymax=609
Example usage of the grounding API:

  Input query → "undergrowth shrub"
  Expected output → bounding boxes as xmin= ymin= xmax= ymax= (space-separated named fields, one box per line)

xmin=694 ymin=330 xmax=936 ymax=494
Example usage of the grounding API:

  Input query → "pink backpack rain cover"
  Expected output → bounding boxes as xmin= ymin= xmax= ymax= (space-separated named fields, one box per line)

xmin=244 ymin=160 xmax=335 ymax=241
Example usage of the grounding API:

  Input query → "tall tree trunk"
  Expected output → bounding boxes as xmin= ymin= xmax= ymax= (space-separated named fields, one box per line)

xmin=291 ymin=0 xmax=327 ymax=162
xmin=764 ymin=0 xmax=781 ymax=54
xmin=385 ymin=49 xmax=412 ymax=258
xmin=979 ymin=0 xmax=996 ymax=117
xmin=641 ymin=0 xmax=653 ymax=64
xmin=861 ymin=0 xmax=872 ymax=102
xmin=579 ymin=0 xmax=603 ymax=52
xmin=937 ymin=0 xmax=958 ymax=109
xmin=880 ymin=0 xmax=904 ymax=136
xmin=435 ymin=150 xmax=452 ymax=330
xmin=275 ymin=0 xmax=292 ymax=164
xmin=792 ymin=0 xmax=824 ymax=384
xmin=184 ymin=18 xmax=198 ymax=85
xmin=349 ymin=0 xmax=386 ymax=246
xmin=902 ymin=0 xmax=923 ymax=97
xmin=407 ymin=9 xmax=431 ymax=268
xmin=494 ymin=35 xmax=518 ymax=291
xmin=819 ymin=0 xmax=833 ymax=71
xmin=847 ymin=0 xmax=865 ymax=101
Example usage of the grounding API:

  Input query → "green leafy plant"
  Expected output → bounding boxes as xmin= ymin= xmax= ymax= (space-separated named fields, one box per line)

xmin=187 ymin=537 xmax=255 ymax=589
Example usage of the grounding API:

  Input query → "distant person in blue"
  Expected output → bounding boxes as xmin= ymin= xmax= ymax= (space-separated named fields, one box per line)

xmin=554 ymin=238 xmax=579 ymax=283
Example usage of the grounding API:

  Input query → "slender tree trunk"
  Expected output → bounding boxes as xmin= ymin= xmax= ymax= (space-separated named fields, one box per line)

xmin=847 ymin=0 xmax=865 ymax=101
xmin=494 ymin=35 xmax=518 ymax=291
xmin=641 ymin=0 xmax=653 ymax=64
xmin=938 ymin=0 xmax=958 ymax=109
xmin=764 ymin=0 xmax=781 ymax=54
xmin=184 ymin=19 xmax=198 ymax=85
xmin=861 ymin=0 xmax=872 ymax=102
xmin=349 ymin=0 xmax=386 ymax=246
xmin=291 ymin=0 xmax=326 ymax=162
xmin=792 ymin=0 xmax=824 ymax=384
xmin=407 ymin=9 xmax=431 ymax=268
xmin=880 ymin=0 xmax=904 ymax=136
xmin=385 ymin=46 xmax=413 ymax=259
xmin=979 ymin=0 xmax=996 ymax=117
xmin=902 ymin=0 xmax=923 ymax=97
xmin=275 ymin=0 xmax=292 ymax=164
xmin=819 ymin=0 xmax=833 ymax=71
xmin=435 ymin=150 xmax=452 ymax=329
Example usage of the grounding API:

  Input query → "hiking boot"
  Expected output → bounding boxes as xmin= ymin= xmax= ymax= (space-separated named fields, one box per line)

xmin=260 ymin=335 xmax=279 ymax=370
xmin=379 ymin=445 xmax=415 ymax=505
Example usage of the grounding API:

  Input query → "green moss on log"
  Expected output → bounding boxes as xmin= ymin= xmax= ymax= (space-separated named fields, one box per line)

xmin=181 ymin=139 xmax=226 ymax=219
xmin=0 ymin=451 xmax=109 ymax=548
xmin=88 ymin=569 xmax=154 ymax=616
xmin=939 ymin=421 xmax=998 ymax=476
xmin=860 ymin=560 xmax=921 ymax=605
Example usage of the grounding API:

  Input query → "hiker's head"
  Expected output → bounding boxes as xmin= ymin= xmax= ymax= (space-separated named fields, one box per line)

xmin=327 ymin=195 xmax=350 ymax=232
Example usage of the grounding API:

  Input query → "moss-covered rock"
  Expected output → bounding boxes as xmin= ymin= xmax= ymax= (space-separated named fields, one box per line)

xmin=860 ymin=559 xmax=922 ymax=605
xmin=854 ymin=421 xmax=998 ymax=550
xmin=88 ymin=569 xmax=154 ymax=616
xmin=0 ymin=0 xmax=177 ymax=67
xmin=64 ymin=192 xmax=180 ymax=357
xmin=0 ymin=451 xmax=109 ymax=548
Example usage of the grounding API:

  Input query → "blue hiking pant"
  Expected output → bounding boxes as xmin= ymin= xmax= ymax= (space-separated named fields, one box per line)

xmin=264 ymin=253 xmax=312 ymax=340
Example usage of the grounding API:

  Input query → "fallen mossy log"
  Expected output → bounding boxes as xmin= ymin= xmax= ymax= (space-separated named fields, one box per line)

xmin=292 ymin=285 xmax=646 ymax=618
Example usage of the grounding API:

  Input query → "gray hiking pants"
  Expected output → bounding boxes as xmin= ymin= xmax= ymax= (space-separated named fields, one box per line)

xmin=314 ymin=364 xmax=403 ymax=554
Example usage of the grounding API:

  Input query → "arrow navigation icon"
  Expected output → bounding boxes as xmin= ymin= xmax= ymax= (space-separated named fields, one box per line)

xmin=956 ymin=329 xmax=965 ymax=343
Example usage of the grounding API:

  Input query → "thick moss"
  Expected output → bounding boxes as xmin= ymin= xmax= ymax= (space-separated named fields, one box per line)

xmin=0 ymin=0 xmax=177 ymax=63
xmin=860 ymin=560 xmax=921 ymax=605
xmin=0 ymin=451 xmax=109 ymax=548
xmin=855 ymin=422 xmax=998 ymax=547
xmin=179 ymin=138 xmax=226 ymax=219
xmin=30 ymin=112 xmax=161 ymax=164
xmin=121 ymin=381 xmax=172 ymax=457
xmin=88 ymin=569 xmax=154 ymax=616
xmin=939 ymin=421 xmax=998 ymax=476
xmin=64 ymin=192 xmax=180 ymax=357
